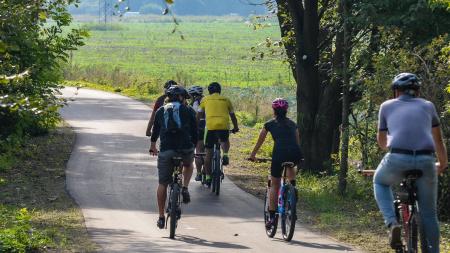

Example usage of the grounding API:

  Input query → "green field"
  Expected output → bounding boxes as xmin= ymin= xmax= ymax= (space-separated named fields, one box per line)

xmin=69 ymin=21 xmax=294 ymax=87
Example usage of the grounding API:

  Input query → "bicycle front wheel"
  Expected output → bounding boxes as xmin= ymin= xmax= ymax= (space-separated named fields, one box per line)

xmin=264 ymin=187 xmax=277 ymax=237
xmin=169 ymin=184 xmax=180 ymax=239
xmin=281 ymin=185 xmax=297 ymax=241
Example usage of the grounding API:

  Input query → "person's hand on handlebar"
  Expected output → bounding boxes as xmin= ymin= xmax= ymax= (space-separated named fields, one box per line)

xmin=149 ymin=142 xmax=158 ymax=156
xmin=436 ymin=162 xmax=448 ymax=175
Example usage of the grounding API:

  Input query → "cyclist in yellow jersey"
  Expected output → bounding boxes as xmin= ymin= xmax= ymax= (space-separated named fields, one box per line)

xmin=197 ymin=82 xmax=239 ymax=186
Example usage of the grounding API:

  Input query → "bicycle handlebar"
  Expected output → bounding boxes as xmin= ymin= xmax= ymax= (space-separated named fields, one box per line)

xmin=247 ymin=158 xmax=271 ymax=163
xmin=358 ymin=169 xmax=375 ymax=177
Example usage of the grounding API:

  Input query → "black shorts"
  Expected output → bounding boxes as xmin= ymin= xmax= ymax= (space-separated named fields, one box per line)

xmin=271 ymin=148 xmax=302 ymax=178
xmin=204 ymin=130 xmax=229 ymax=149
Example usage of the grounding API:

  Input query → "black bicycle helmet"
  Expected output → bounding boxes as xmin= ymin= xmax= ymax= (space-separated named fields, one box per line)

xmin=208 ymin=82 xmax=221 ymax=94
xmin=391 ymin=73 xmax=421 ymax=90
xmin=164 ymin=80 xmax=178 ymax=89
xmin=166 ymin=85 xmax=186 ymax=97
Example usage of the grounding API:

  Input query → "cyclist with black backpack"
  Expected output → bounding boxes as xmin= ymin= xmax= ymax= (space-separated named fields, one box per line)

xmin=149 ymin=85 xmax=198 ymax=229
xmin=146 ymin=80 xmax=177 ymax=137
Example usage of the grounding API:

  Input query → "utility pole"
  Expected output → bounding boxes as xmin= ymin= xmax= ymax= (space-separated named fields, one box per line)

xmin=98 ymin=0 xmax=101 ymax=23
xmin=104 ymin=0 xmax=107 ymax=25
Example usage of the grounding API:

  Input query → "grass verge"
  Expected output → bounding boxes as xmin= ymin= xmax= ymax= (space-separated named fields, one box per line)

xmin=226 ymin=126 xmax=450 ymax=253
xmin=0 ymin=123 xmax=97 ymax=252
xmin=64 ymin=80 xmax=159 ymax=104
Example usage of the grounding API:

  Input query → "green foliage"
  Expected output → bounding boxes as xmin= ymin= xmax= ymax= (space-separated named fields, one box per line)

xmin=66 ymin=22 xmax=293 ymax=87
xmin=0 ymin=207 xmax=51 ymax=252
xmin=0 ymin=0 xmax=86 ymax=156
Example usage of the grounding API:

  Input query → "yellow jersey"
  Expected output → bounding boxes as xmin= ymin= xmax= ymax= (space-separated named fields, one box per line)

xmin=199 ymin=93 xmax=234 ymax=130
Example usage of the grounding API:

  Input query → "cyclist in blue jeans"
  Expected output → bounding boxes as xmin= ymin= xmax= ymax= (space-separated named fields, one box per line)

xmin=374 ymin=73 xmax=447 ymax=252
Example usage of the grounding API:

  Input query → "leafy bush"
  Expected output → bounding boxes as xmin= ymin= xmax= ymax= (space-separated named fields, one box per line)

xmin=0 ymin=0 xmax=87 ymax=156
xmin=0 ymin=207 xmax=50 ymax=253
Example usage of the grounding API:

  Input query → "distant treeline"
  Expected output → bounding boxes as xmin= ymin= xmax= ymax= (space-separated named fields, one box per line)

xmin=70 ymin=0 xmax=267 ymax=16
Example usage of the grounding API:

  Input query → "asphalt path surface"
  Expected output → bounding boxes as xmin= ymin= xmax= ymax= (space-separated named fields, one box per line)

xmin=60 ymin=87 xmax=361 ymax=253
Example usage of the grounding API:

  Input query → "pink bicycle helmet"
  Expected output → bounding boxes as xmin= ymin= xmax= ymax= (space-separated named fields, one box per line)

xmin=272 ymin=98 xmax=288 ymax=110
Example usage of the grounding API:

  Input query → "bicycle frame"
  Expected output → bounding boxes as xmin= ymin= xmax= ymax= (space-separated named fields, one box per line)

xmin=359 ymin=169 xmax=424 ymax=253
xmin=167 ymin=157 xmax=183 ymax=238
xmin=264 ymin=161 xmax=298 ymax=241
xmin=395 ymin=173 xmax=423 ymax=253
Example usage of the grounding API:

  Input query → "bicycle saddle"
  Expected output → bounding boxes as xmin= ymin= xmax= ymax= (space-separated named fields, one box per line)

xmin=282 ymin=162 xmax=295 ymax=168
xmin=403 ymin=169 xmax=423 ymax=178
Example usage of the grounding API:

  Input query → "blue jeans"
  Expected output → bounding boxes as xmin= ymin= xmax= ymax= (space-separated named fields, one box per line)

xmin=373 ymin=153 xmax=439 ymax=253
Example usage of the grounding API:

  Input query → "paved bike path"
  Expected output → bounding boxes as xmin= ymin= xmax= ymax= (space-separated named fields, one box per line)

xmin=61 ymin=87 xmax=361 ymax=253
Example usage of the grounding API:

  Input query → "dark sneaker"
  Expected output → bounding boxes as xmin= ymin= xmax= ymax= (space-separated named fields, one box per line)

xmin=265 ymin=218 xmax=275 ymax=230
xmin=222 ymin=155 xmax=229 ymax=166
xmin=195 ymin=174 xmax=202 ymax=181
xmin=205 ymin=177 xmax=212 ymax=188
xmin=182 ymin=187 xmax=191 ymax=204
xmin=157 ymin=217 xmax=165 ymax=229
xmin=389 ymin=223 xmax=402 ymax=249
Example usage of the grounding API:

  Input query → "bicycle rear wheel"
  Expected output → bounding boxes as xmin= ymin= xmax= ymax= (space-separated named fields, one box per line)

xmin=264 ymin=187 xmax=277 ymax=237
xmin=169 ymin=184 xmax=180 ymax=239
xmin=281 ymin=185 xmax=297 ymax=241
xmin=211 ymin=149 xmax=221 ymax=195
xmin=406 ymin=212 xmax=418 ymax=253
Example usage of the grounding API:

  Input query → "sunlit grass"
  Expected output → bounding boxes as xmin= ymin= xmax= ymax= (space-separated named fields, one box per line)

xmin=68 ymin=22 xmax=294 ymax=87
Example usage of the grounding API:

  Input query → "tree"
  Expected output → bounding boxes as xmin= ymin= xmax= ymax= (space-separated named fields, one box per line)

xmin=0 ymin=0 xmax=86 ymax=157
xmin=273 ymin=0 xmax=343 ymax=173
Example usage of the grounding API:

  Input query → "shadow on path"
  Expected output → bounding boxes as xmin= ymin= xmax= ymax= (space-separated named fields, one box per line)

xmin=173 ymin=234 xmax=250 ymax=250
xmin=273 ymin=238 xmax=355 ymax=251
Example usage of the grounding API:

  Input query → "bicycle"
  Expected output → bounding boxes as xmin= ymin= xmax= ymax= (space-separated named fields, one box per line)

xmin=254 ymin=158 xmax=298 ymax=241
xmin=359 ymin=168 xmax=426 ymax=253
xmin=166 ymin=156 xmax=184 ymax=239
xmin=210 ymin=140 xmax=224 ymax=195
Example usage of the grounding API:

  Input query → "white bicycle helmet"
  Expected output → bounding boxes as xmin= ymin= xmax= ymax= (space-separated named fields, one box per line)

xmin=187 ymin=85 xmax=203 ymax=96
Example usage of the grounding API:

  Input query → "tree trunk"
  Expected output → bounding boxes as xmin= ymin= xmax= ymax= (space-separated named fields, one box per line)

xmin=338 ymin=0 xmax=351 ymax=195
xmin=275 ymin=0 xmax=342 ymax=173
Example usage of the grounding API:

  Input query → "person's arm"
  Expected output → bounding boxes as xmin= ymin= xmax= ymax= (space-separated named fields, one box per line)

xmin=377 ymin=104 xmax=388 ymax=150
xmin=145 ymin=111 xmax=156 ymax=136
xmin=377 ymin=131 xmax=388 ymax=151
xmin=230 ymin=112 xmax=239 ymax=133
xmin=227 ymin=99 xmax=239 ymax=132
xmin=146 ymin=98 xmax=163 ymax=136
xmin=248 ymin=128 xmax=268 ymax=160
xmin=295 ymin=129 xmax=300 ymax=146
xmin=432 ymin=126 xmax=448 ymax=174
xmin=149 ymin=110 xmax=161 ymax=155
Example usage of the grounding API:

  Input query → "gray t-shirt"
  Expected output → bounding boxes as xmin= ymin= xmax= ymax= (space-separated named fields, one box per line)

xmin=378 ymin=95 xmax=440 ymax=151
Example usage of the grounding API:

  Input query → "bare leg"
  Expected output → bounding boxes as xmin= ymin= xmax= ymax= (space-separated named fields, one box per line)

xmin=157 ymin=184 xmax=167 ymax=217
xmin=195 ymin=141 xmax=204 ymax=175
xmin=287 ymin=167 xmax=297 ymax=182
xmin=182 ymin=163 xmax=193 ymax=187
xmin=270 ymin=177 xmax=281 ymax=211
xmin=221 ymin=139 xmax=230 ymax=154
xmin=204 ymin=148 xmax=212 ymax=175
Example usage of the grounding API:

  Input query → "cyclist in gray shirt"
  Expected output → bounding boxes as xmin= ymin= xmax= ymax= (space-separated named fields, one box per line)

xmin=374 ymin=73 xmax=447 ymax=252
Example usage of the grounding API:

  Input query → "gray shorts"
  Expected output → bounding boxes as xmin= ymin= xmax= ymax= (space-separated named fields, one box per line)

xmin=158 ymin=149 xmax=194 ymax=185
